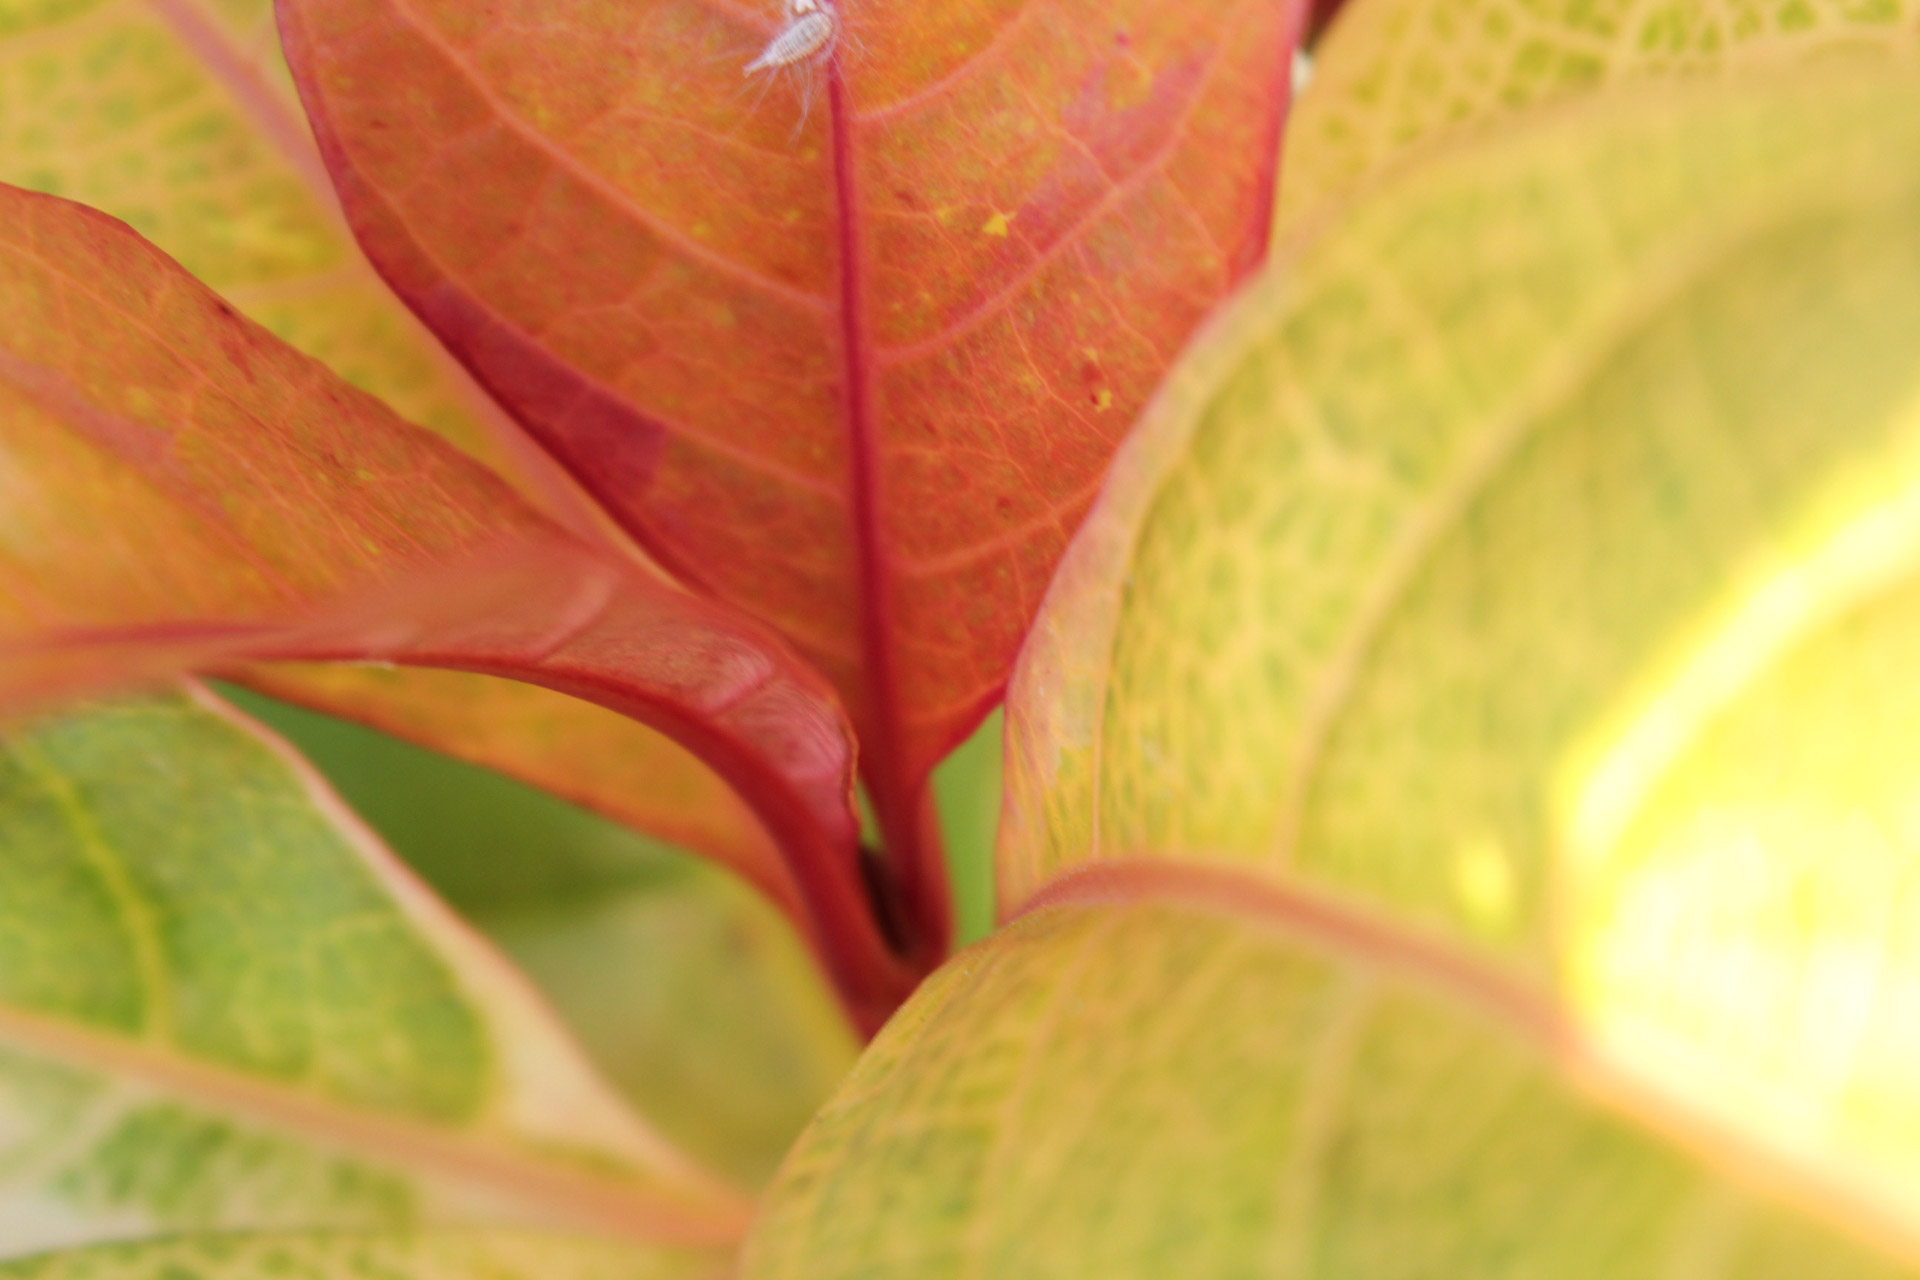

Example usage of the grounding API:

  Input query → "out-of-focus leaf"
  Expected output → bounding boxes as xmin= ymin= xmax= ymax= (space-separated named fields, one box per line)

xmin=745 ymin=891 xmax=1920 ymax=1277
xmin=0 ymin=686 xmax=746 ymax=1260
xmin=0 ymin=1231 xmax=720 ymax=1280
xmin=0 ymin=0 xmax=597 ymax=524
xmin=225 ymin=682 xmax=858 ymax=1190
xmin=488 ymin=889 xmax=856 ymax=1193
xmin=273 ymin=0 xmax=1311 ymax=893
xmin=0 ymin=184 xmax=907 ymax=1024
xmin=236 ymin=665 xmax=784 ymax=908
xmin=932 ymin=706 xmax=1003 ymax=945
xmin=1277 ymin=0 xmax=1920 ymax=238
xmin=1002 ymin=68 xmax=1920 ymax=1213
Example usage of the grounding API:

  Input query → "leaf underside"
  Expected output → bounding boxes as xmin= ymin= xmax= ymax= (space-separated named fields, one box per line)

xmin=273 ymin=0 xmax=1309 ymax=830
xmin=234 ymin=664 xmax=783 ymax=906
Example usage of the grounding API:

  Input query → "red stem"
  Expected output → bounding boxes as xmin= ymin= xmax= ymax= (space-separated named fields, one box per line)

xmin=826 ymin=64 xmax=954 ymax=969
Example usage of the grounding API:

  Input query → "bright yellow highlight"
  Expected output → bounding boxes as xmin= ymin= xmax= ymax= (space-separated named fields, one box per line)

xmin=998 ymin=57 xmax=1920 ymax=1261
xmin=1564 ymin=426 xmax=1920 ymax=865
xmin=1451 ymin=832 xmax=1515 ymax=929
xmin=1561 ymin=420 xmax=1920 ymax=1226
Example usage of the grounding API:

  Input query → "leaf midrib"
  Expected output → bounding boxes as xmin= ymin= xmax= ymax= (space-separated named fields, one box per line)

xmin=8 ymin=741 xmax=175 ymax=1040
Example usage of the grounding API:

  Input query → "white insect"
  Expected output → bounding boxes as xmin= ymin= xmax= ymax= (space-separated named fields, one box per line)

xmin=744 ymin=0 xmax=838 ymax=76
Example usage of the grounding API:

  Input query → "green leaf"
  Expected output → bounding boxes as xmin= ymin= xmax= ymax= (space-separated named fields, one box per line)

xmin=0 ymin=685 xmax=745 ymax=1258
xmin=1279 ymin=0 xmax=1920 ymax=238
xmin=222 ymin=682 xmax=858 ymax=1191
xmin=1003 ymin=65 xmax=1920 ymax=1217
xmin=932 ymin=707 xmax=1004 ymax=947
xmin=745 ymin=893 xmax=1918 ymax=1277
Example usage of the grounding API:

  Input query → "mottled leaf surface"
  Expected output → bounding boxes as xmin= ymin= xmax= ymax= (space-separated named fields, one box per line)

xmin=1279 ymin=0 xmax=1920 ymax=238
xmin=0 ymin=687 xmax=745 ymax=1260
xmin=0 ymin=1231 xmax=721 ymax=1280
xmin=274 ymin=0 xmax=1309 ymax=818
xmin=1002 ymin=67 xmax=1920 ymax=1214
xmin=745 ymin=893 xmax=1919 ymax=1278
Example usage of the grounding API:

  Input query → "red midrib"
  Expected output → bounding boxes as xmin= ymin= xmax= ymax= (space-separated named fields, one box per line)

xmin=827 ymin=65 xmax=951 ymax=966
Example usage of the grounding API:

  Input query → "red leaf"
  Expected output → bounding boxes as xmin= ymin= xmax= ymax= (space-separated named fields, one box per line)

xmin=275 ymin=0 xmax=1308 ymax=931
xmin=0 ymin=185 xmax=912 ymax=1030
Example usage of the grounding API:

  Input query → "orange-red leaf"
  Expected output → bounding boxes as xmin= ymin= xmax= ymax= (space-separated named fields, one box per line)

xmin=274 ymin=0 xmax=1308 ymax=923
xmin=0 ymin=184 xmax=910 ymax=1027
xmin=235 ymin=662 xmax=781 ymax=893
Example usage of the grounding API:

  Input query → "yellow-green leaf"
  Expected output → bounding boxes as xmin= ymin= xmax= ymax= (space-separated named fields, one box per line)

xmin=0 ymin=1230 xmax=720 ymax=1279
xmin=745 ymin=892 xmax=1918 ymax=1277
xmin=0 ymin=685 xmax=746 ymax=1257
xmin=0 ymin=0 xmax=587 ymax=516
xmin=1280 ymin=0 xmax=1920 ymax=239
xmin=1003 ymin=66 xmax=1920 ymax=1212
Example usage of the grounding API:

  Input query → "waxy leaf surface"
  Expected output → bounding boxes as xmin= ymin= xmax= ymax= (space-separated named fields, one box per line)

xmin=1002 ymin=67 xmax=1920 ymax=1217
xmin=1279 ymin=0 xmax=1920 ymax=237
xmin=0 ymin=185 xmax=904 ymax=1022
xmin=745 ymin=890 xmax=1920 ymax=1277
xmin=0 ymin=687 xmax=744 ymax=1261
xmin=273 ymin=0 xmax=1310 ymax=835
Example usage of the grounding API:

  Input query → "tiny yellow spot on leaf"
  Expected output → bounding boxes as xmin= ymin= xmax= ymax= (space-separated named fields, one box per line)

xmin=1094 ymin=388 xmax=1113 ymax=411
xmin=981 ymin=211 xmax=1013 ymax=238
